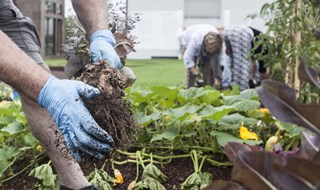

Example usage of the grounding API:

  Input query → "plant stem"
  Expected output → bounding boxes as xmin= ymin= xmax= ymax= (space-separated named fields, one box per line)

xmin=2 ymin=154 xmax=46 ymax=183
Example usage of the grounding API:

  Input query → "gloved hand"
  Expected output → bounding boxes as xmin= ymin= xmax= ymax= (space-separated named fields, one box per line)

xmin=89 ymin=29 xmax=122 ymax=69
xmin=37 ymin=76 xmax=113 ymax=162
xmin=249 ymin=79 xmax=256 ymax=88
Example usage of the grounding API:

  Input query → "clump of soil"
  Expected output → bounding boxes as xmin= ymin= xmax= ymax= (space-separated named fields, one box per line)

xmin=73 ymin=60 xmax=138 ymax=152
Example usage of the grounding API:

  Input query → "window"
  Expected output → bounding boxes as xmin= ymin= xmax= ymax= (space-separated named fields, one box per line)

xmin=45 ymin=17 xmax=55 ymax=55
xmin=45 ymin=1 xmax=56 ymax=14
xmin=56 ymin=3 xmax=62 ymax=15
xmin=184 ymin=0 xmax=221 ymax=19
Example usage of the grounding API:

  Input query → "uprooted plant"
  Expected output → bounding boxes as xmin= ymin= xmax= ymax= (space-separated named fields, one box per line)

xmin=63 ymin=1 xmax=141 ymax=156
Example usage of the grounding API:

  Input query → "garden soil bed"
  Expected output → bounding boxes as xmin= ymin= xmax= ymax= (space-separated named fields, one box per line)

xmin=0 ymin=154 xmax=232 ymax=190
xmin=0 ymin=68 xmax=232 ymax=190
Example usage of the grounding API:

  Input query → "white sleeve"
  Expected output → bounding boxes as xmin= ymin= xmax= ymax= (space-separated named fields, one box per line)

xmin=183 ymin=37 xmax=199 ymax=69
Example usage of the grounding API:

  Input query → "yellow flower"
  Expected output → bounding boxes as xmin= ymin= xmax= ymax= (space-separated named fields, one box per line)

xmin=259 ymin=108 xmax=270 ymax=115
xmin=239 ymin=123 xmax=259 ymax=141
xmin=113 ymin=169 xmax=123 ymax=185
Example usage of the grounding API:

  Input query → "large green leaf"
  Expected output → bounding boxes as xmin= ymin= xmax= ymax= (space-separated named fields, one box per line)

xmin=219 ymin=113 xmax=257 ymax=130
xmin=178 ymin=87 xmax=207 ymax=99
xmin=29 ymin=162 xmax=59 ymax=189
xmin=198 ymin=105 xmax=235 ymax=122
xmin=135 ymin=112 xmax=161 ymax=127
xmin=0 ymin=122 xmax=24 ymax=135
xmin=223 ymin=91 xmax=260 ymax=112
xmin=240 ymin=89 xmax=260 ymax=100
xmin=151 ymin=128 xmax=179 ymax=142
xmin=0 ymin=116 xmax=13 ymax=125
xmin=0 ymin=146 xmax=20 ymax=161
xmin=210 ymin=131 xmax=262 ymax=147
xmin=163 ymin=105 xmax=201 ymax=122
xmin=232 ymin=99 xmax=261 ymax=112
xmin=150 ymin=86 xmax=178 ymax=101
xmin=200 ymin=90 xmax=221 ymax=105
xmin=257 ymin=80 xmax=320 ymax=135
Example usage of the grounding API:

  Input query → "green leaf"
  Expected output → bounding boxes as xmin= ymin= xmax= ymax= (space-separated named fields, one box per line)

xmin=150 ymin=86 xmax=178 ymax=101
xmin=240 ymin=89 xmax=260 ymax=100
xmin=210 ymin=131 xmax=262 ymax=147
xmin=24 ymin=133 xmax=39 ymax=146
xmin=135 ymin=112 xmax=161 ymax=127
xmin=142 ymin=163 xmax=167 ymax=182
xmin=276 ymin=121 xmax=303 ymax=138
xmin=181 ymin=130 xmax=197 ymax=138
xmin=0 ymin=116 xmax=13 ymax=125
xmin=178 ymin=87 xmax=207 ymax=101
xmin=86 ymin=168 xmax=113 ymax=190
xmin=151 ymin=128 xmax=178 ymax=142
xmin=181 ymin=172 xmax=202 ymax=190
xmin=0 ymin=147 xmax=20 ymax=161
xmin=198 ymin=105 xmax=235 ymax=122
xmin=134 ymin=177 xmax=166 ymax=190
xmin=0 ymin=159 xmax=13 ymax=178
xmin=219 ymin=113 xmax=258 ymax=130
xmin=200 ymin=90 xmax=221 ymax=104
xmin=1 ymin=122 xmax=24 ymax=135
xmin=163 ymin=105 xmax=201 ymax=122
xmin=181 ymin=172 xmax=212 ymax=190
xmin=233 ymin=99 xmax=261 ymax=112
xmin=29 ymin=162 xmax=59 ymax=189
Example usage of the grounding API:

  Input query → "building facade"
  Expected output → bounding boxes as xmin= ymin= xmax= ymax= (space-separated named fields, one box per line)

xmin=127 ymin=0 xmax=273 ymax=59
xmin=13 ymin=0 xmax=65 ymax=58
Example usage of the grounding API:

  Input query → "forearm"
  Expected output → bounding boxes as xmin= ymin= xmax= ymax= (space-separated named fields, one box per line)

xmin=72 ymin=0 xmax=109 ymax=36
xmin=0 ymin=31 xmax=51 ymax=101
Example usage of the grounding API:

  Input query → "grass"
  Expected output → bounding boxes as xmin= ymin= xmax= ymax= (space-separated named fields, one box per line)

xmin=126 ymin=59 xmax=185 ymax=88
xmin=45 ymin=58 xmax=186 ymax=88
xmin=44 ymin=58 xmax=67 ymax=67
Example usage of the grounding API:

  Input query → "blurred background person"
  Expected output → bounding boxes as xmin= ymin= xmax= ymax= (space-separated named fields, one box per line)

xmin=181 ymin=24 xmax=224 ymax=89
xmin=222 ymin=25 xmax=269 ymax=90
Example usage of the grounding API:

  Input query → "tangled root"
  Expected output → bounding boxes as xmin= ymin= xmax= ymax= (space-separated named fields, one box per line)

xmin=75 ymin=61 xmax=138 ymax=150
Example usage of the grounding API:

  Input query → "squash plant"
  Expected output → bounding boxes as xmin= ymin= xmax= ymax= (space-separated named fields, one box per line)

xmin=206 ymin=62 xmax=320 ymax=190
xmin=124 ymin=85 xmax=301 ymax=165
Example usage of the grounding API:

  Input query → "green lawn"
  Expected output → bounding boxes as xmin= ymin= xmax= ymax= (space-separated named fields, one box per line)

xmin=44 ymin=58 xmax=67 ymax=67
xmin=126 ymin=59 xmax=185 ymax=88
xmin=45 ymin=58 xmax=186 ymax=88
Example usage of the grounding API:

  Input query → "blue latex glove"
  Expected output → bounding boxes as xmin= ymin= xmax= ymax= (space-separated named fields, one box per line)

xmin=37 ymin=76 xmax=113 ymax=162
xmin=89 ymin=29 xmax=121 ymax=69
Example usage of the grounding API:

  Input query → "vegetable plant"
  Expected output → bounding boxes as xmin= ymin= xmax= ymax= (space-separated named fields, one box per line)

xmin=206 ymin=62 xmax=320 ymax=190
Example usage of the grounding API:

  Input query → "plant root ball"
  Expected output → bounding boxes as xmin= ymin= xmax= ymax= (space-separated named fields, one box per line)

xmin=75 ymin=61 xmax=139 ymax=150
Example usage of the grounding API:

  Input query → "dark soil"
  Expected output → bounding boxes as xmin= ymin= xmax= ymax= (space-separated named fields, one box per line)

xmin=0 ymin=152 xmax=232 ymax=190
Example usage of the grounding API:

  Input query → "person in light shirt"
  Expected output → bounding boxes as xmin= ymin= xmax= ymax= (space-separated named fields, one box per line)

xmin=181 ymin=24 xmax=224 ymax=89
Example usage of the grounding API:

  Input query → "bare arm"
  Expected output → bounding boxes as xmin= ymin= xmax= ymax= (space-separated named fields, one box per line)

xmin=71 ymin=0 xmax=109 ymax=36
xmin=0 ymin=31 xmax=51 ymax=101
